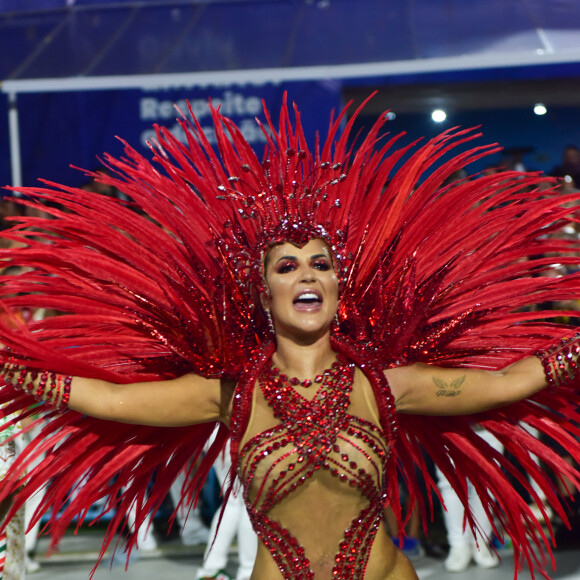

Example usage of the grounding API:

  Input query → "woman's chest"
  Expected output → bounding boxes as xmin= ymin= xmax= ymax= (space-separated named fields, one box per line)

xmin=238 ymin=369 xmax=390 ymax=507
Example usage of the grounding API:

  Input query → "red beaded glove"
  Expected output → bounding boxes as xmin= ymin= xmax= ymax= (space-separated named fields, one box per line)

xmin=0 ymin=354 xmax=72 ymax=412
xmin=536 ymin=332 xmax=580 ymax=389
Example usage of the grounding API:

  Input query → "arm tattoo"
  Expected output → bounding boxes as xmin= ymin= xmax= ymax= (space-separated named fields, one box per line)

xmin=433 ymin=375 xmax=465 ymax=397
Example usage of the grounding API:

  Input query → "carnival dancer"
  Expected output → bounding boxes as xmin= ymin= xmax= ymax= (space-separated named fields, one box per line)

xmin=196 ymin=438 xmax=257 ymax=580
xmin=1 ymin=97 xmax=580 ymax=579
xmin=0 ymin=410 xmax=25 ymax=580
xmin=0 ymin=270 xmax=36 ymax=580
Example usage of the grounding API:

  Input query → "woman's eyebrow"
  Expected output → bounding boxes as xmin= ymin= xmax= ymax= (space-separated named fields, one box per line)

xmin=274 ymin=255 xmax=297 ymax=264
xmin=273 ymin=253 xmax=329 ymax=264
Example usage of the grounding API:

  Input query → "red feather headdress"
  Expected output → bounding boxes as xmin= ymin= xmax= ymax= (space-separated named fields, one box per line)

xmin=1 ymin=96 xmax=580 ymax=577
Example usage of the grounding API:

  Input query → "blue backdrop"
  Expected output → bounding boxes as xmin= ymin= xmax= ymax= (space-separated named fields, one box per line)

xmin=0 ymin=81 xmax=342 ymax=190
xmin=1 ymin=82 xmax=580 ymax=192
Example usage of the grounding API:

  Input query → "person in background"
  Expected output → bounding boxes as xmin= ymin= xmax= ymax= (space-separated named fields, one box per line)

xmin=0 ymin=410 xmax=25 ymax=580
xmin=0 ymin=262 xmax=29 ymax=580
xmin=435 ymin=428 xmax=503 ymax=572
xmin=196 ymin=439 xmax=257 ymax=580
xmin=550 ymin=145 xmax=580 ymax=190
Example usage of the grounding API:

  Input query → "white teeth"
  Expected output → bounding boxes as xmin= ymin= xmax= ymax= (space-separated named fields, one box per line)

xmin=296 ymin=292 xmax=320 ymax=302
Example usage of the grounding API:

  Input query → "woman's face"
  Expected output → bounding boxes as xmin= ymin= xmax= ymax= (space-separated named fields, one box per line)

xmin=263 ymin=239 xmax=339 ymax=341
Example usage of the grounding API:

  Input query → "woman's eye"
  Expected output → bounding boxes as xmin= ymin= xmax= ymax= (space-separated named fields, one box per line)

xmin=313 ymin=260 xmax=331 ymax=271
xmin=276 ymin=262 xmax=296 ymax=274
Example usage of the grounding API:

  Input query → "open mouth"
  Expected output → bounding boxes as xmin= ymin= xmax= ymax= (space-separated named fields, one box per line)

xmin=293 ymin=290 xmax=322 ymax=311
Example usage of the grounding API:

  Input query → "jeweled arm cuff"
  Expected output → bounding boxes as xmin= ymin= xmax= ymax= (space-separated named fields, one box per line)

xmin=535 ymin=331 xmax=580 ymax=389
xmin=0 ymin=358 xmax=72 ymax=412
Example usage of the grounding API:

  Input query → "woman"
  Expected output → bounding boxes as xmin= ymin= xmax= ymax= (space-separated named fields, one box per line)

xmin=1 ymin=98 xmax=580 ymax=578
xmin=0 ymin=238 xmax=557 ymax=579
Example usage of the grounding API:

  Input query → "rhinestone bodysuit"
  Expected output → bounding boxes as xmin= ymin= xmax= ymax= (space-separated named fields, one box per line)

xmin=238 ymin=356 xmax=392 ymax=579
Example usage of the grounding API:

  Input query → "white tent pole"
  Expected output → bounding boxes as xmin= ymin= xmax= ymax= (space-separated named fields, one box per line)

xmin=7 ymin=92 xmax=22 ymax=188
xmin=3 ymin=49 xmax=580 ymax=95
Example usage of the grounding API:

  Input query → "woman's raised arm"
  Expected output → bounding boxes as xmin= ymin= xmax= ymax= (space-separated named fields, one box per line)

xmin=1 ymin=360 xmax=236 ymax=427
xmin=387 ymin=332 xmax=580 ymax=416
xmin=387 ymin=356 xmax=545 ymax=416
xmin=68 ymin=374 xmax=235 ymax=427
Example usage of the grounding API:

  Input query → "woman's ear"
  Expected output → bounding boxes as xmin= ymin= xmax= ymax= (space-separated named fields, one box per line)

xmin=260 ymin=291 xmax=271 ymax=312
xmin=261 ymin=295 xmax=275 ymax=336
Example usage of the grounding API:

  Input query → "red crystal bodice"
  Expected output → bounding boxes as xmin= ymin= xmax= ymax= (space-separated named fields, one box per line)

xmin=238 ymin=356 xmax=392 ymax=579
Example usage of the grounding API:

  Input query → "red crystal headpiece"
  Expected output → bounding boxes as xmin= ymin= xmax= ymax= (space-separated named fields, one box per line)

xmin=210 ymin=118 xmax=353 ymax=297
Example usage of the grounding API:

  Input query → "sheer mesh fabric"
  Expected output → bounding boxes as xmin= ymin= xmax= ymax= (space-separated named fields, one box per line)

xmin=238 ymin=365 xmax=393 ymax=579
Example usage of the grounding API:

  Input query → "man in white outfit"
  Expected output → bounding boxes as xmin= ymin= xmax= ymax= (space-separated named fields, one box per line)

xmin=195 ymin=440 xmax=257 ymax=580
xmin=128 ymin=465 xmax=210 ymax=552
xmin=436 ymin=428 xmax=503 ymax=572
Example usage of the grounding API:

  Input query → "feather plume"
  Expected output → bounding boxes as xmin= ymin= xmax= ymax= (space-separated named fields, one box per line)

xmin=1 ymin=96 xmax=580 ymax=577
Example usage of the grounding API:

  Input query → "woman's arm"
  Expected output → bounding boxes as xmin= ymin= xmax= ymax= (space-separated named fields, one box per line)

xmin=1 ymin=360 xmax=236 ymax=427
xmin=386 ymin=356 xmax=545 ymax=415
xmin=68 ymin=374 xmax=235 ymax=427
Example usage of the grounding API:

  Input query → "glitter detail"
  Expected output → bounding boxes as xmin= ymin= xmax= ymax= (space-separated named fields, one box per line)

xmin=238 ymin=354 xmax=392 ymax=578
xmin=272 ymin=366 xmax=332 ymax=389
xmin=0 ymin=356 xmax=72 ymax=412
xmin=536 ymin=332 xmax=580 ymax=389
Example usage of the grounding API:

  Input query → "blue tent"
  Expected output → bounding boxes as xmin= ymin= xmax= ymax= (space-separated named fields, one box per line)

xmin=1 ymin=0 xmax=579 ymax=186
xmin=2 ymin=0 xmax=580 ymax=86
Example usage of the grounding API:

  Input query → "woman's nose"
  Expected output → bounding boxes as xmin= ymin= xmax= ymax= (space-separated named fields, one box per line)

xmin=299 ymin=267 xmax=316 ymax=282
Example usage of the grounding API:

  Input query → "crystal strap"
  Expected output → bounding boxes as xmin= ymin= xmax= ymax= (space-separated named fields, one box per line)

xmin=535 ymin=332 xmax=580 ymax=389
xmin=0 ymin=354 xmax=72 ymax=412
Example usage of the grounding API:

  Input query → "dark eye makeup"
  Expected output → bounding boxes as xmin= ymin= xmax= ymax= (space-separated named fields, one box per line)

xmin=275 ymin=260 xmax=297 ymax=274
xmin=272 ymin=252 xmax=333 ymax=275
xmin=312 ymin=259 xmax=331 ymax=271
xmin=274 ymin=259 xmax=332 ymax=274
